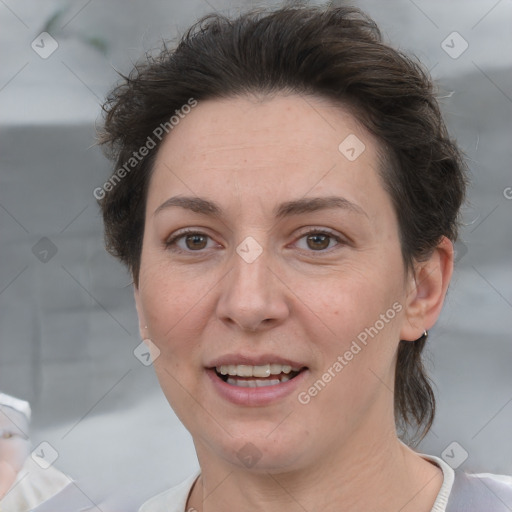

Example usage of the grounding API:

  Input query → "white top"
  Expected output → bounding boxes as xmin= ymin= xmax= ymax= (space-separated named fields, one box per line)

xmin=0 ymin=457 xmax=70 ymax=511
xmin=138 ymin=453 xmax=459 ymax=512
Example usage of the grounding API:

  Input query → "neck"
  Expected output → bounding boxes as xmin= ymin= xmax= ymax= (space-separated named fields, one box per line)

xmin=188 ymin=421 xmax=443 ymax=512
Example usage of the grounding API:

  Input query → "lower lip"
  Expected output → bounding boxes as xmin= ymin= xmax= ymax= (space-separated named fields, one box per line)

xmin=206 ymin=368 xmax=309 ymax=406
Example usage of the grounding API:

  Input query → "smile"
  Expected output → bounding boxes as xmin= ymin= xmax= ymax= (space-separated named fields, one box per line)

xmin=215 ymin=363 xmax=303 ymax=387
xmin=206 ymin=355 xmax=309 ymax=405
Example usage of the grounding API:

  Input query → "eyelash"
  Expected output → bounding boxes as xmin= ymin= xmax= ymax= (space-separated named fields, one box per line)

xmin=164 ymin=228 xmax=346 ymax=255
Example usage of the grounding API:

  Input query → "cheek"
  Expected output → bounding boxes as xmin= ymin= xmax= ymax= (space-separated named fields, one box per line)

xmin=296 ymin=263 xmax=404 ymax=399
xmin=139 ymin=261 xmax=200 ymax=344
xmin=0 ymin=439 xmax=29 ymax=472
xmin=298 ymin=260 xmax=402 ymax=333
xmin=138 ymin=263 xmax=210 ymax=408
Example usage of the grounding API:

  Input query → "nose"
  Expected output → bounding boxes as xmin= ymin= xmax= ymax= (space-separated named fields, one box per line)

xmin=215 ymin=241 xmax=290 ymax=333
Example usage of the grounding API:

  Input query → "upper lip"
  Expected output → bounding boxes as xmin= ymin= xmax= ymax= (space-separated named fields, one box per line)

xmin=207 ymin=354 xmax=307 ymax=369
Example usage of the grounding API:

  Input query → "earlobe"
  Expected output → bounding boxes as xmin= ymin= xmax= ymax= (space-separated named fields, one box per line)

xmin=400 ymin=236 xmax=454 ymax=341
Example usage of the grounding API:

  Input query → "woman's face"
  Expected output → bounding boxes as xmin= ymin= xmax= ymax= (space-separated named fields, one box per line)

xmin=135 ymin=94 xmax=420 ymax=472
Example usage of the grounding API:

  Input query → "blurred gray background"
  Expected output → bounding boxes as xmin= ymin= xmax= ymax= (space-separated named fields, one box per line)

xmin=0 ymin=0 xmax=511 ymax=508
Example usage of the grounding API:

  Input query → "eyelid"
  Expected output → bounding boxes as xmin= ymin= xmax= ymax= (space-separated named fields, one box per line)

xmin=294 ymin=226 xmax=345 ymax=240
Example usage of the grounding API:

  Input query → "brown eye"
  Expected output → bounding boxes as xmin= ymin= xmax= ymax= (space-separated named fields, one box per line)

xmin=184 ymin=233 xmax=208 ymax=250
xmin=306 ymin=233 xmax=331 ymax=250
xmin=165 ymin=230 xmax=215 ymax=252
xmin=295 ymin=229 xmax=344 ymax=253
xmin=0 ymin=430 xmax=23 ymax=439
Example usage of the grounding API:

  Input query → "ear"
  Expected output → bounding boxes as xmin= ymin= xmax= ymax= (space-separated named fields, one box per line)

xmin=133 ymin=285 xmax=148 ymax=340
xmin=400 ymin=236 xmax=454 ymax=341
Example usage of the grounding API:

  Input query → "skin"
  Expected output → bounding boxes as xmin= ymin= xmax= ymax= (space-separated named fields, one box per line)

xmin=134 ymin=93 xmax=453 ymax=512
xmin=0 ymin=408 xmax=30 ymax=500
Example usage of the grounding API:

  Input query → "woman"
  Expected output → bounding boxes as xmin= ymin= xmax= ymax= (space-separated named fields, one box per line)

xmin=97 ymin=5 xmax=512 ymax=511
xmin=0 ymin=393 xmax=30 ymax=503
xmin=0 ymin=393 xmax=69 ymax=511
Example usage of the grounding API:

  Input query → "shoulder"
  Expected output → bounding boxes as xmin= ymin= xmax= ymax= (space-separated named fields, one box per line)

xmin=138 ymin=471 xmax=200 ymax=512
xmin=418 ymin=453 xmax=512 ymax=512
xmin=447 ymin=469 xmax=512 ymax=511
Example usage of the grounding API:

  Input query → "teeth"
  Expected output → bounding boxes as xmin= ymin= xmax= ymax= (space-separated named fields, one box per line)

xmin=226 ymin=378 xmax=282 ymax=387
xmin=216 ymin=363 xmax=298 ymax=377
xmin=269 ymin=363 xmax=281 ymax=374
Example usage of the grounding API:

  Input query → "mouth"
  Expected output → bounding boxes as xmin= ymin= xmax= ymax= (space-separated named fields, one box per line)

xmin=212 ymin=363 xmax=307 ymax=388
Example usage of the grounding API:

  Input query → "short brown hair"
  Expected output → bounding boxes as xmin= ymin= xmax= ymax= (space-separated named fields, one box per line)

xmin=97 ymin=5 xmax=467 ymax=445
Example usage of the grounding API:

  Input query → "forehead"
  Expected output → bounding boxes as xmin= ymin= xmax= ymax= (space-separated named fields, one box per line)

xmin=148 ymin=94 xmax=389 ymax=219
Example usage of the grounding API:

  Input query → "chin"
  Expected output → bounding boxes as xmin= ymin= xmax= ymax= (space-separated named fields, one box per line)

xmin=204 ymin=423 xmax=312 ymax=473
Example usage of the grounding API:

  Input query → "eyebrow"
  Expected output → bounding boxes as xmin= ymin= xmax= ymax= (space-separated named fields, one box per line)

xmin=153 ymin=195 xmax=368 ymax=219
